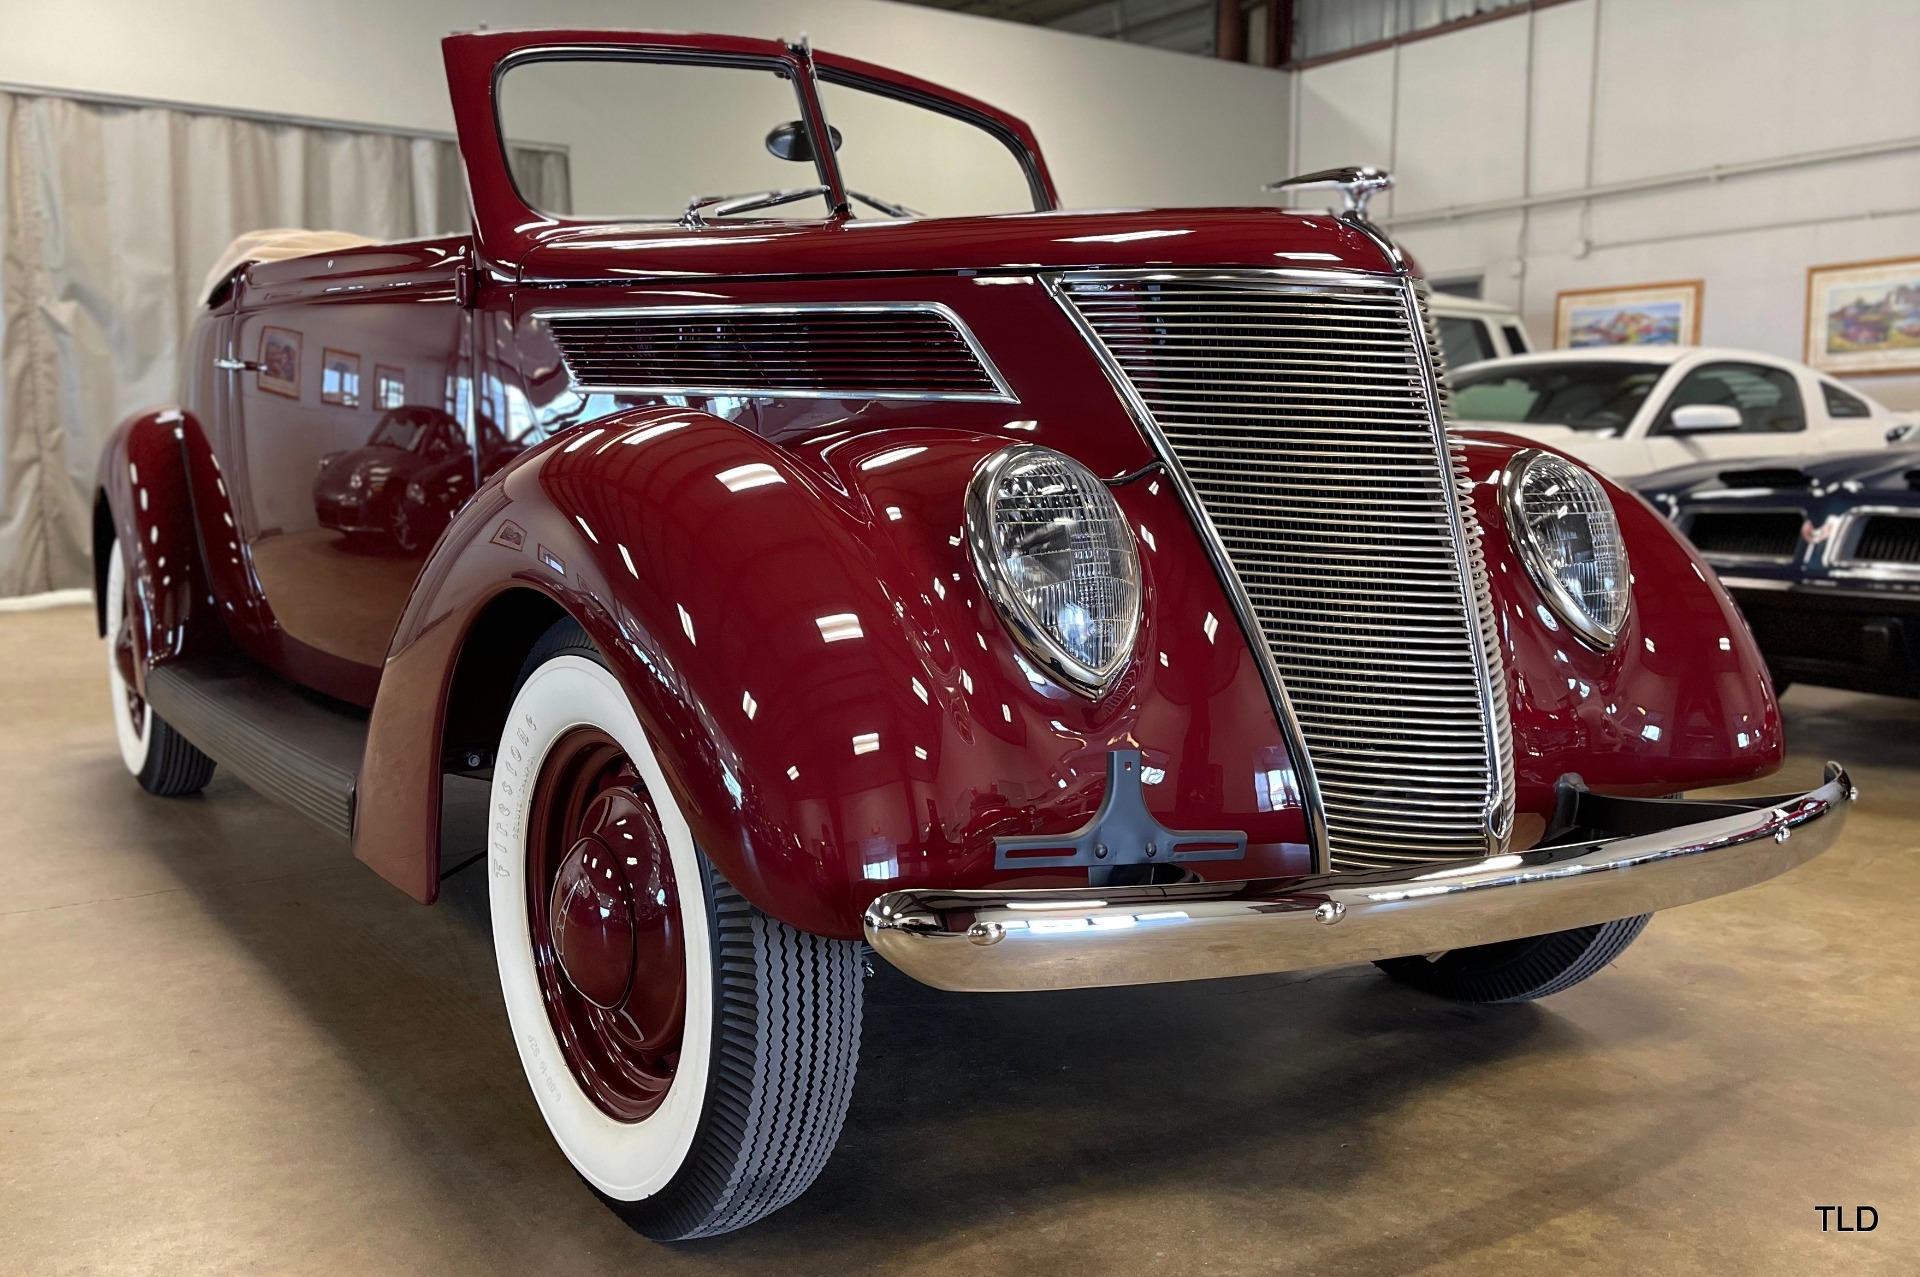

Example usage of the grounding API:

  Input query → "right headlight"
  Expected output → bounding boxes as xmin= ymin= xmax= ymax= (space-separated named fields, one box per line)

xmin=966 ymin=445 xmax=1142 ymax=696
xmin=1502 ymin=449 xmax=1630 ymax=648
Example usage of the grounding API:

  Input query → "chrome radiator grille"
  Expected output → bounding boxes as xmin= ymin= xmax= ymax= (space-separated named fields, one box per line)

xmin=1058 ymin=271 xmax=1513 ymax=870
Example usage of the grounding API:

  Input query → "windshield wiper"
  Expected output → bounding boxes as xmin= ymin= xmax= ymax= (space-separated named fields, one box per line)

xmin=681 ymin=186 xmax=923 ymax=229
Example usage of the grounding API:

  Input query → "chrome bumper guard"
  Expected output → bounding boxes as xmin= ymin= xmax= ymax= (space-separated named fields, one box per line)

xmin=864 ymin=764 xmax=1854 ymax=993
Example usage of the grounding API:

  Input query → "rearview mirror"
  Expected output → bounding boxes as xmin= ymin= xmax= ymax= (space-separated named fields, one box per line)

xmin=765 ymin=121 xmax=842 ymax=163
xmin=1669 ymin=404 xmax=1744 ymax=433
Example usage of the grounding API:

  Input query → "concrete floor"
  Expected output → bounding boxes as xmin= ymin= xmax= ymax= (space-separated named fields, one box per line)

xmin=2 ymin=601 xmax=1913 ymax=1276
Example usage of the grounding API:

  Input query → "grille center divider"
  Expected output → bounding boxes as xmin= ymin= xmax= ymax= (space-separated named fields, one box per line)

xmin=1055 ymin=270 xmax=1516 ymax=870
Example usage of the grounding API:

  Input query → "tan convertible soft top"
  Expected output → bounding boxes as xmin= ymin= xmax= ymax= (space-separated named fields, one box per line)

xmin=199 ymin=228 xmax=381 ymax=305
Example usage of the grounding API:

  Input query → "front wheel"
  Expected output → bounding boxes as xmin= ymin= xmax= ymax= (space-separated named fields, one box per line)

xmin=1375 ymin=914 xmax=1651 ymax=1003
xmin=489 ymin=620 xmax=863 ymax=1239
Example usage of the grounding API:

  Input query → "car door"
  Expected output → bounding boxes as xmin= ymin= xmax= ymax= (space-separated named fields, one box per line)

xmin=1642 ymin=360 xmax=1810 ymax=471
xmin=225 ymin=245 xmax=471 ymax=703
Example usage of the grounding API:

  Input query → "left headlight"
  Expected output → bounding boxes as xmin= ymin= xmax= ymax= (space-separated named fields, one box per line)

xmin=967 ymin=445 xmax=1142 ymax=696
xmin=1502 ymin=449 xmax=1630 ymax=648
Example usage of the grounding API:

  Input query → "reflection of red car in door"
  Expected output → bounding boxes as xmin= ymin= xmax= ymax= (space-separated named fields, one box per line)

xmin=313 ymin=405 xmax=466 ymax=552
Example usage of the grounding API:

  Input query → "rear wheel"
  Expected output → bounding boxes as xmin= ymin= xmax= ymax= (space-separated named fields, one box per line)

xmin=1375 ymin=914 xmax=1651 ymax=1003
xmin=489 ymin=619 xmax=862 ymax=1239
xmin=103 ymin=541 xmax=215 ymax=796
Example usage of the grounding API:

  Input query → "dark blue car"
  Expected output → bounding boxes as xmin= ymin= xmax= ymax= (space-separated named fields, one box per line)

xmin=1637 ymin=448 xmax=1920 ymax=698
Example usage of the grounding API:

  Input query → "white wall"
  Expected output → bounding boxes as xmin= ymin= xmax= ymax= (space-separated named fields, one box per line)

xmin=1287 ymin=0 xmax=1920 ymax=406
xmin=0 ymin=0 xmax=1288 ymax=211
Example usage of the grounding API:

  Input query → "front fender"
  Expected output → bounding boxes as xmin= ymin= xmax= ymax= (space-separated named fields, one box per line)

xmin=356 ymin=407 xmax=1312 ymax=936
xmin=1464 ymin=437 xmax=1785 ymax=837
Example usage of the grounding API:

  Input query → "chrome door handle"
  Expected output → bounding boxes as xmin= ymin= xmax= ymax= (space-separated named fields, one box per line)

xmin=214 ymin=357 xmax=263 ymax=371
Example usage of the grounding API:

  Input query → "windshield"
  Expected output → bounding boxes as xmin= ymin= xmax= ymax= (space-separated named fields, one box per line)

xmin=496 ymin=54 xmax=1042 ymax=225
xmin=1452 ymin=361 xmax=1664 ymax=434
xmin=369 ymin=409 xmax=441 ymax=451
xmin=499 ymin=56 xmax=832 ymax=222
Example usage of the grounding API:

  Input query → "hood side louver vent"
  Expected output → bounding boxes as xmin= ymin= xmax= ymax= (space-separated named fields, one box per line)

xmin=539 ymin=303 xmax=1013 ymax=402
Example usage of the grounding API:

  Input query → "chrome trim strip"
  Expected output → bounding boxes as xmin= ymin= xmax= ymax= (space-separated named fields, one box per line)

xmin=1041 ymin=272 xmax=1332 ymax=873
xmin=1404 ymin=279 xmax=1516 ymax=851
xmin=865 ymin=764 xmax=1854 ymax=992
xmin=1827 ymin=505 xmax=1920 ymax=580
xmin=530 ymin=300 xmax=1018 ymax=403
xmin=1714 ymin=574 xmax=1796 ymax=591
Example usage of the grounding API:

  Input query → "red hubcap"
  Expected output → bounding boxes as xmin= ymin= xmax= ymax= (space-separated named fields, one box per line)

xmin=528 ymin=728 xmax=687 ymax=1122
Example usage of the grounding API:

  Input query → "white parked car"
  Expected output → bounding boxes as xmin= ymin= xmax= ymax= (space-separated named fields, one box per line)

xmin=1430 ymin=293 xmax=1531 ymax=367
xmin=1449 ymin=347 xmax=1914 ymax=478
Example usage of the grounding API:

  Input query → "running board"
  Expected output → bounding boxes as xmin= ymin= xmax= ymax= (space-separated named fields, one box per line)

xmin=144 ymin=657 xmax=366 ymax=840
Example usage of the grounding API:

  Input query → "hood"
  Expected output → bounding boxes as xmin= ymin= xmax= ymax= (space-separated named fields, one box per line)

xmin=1636 ymin=445 xmax=1920 ymax=501
xmin=515 ymin=207 xmax=1398 ymax=284
xmin=319 ymin=447 xmax=409 ymax=486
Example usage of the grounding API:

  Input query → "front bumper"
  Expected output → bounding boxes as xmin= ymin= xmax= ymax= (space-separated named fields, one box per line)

xmin=1723 ymin=581 xmax=1920 ymax=698
xmin=865 ymin=764 xmax=1854 ymax=992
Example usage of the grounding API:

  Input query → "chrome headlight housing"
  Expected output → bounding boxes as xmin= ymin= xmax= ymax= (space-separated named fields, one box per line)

xmin=966 ymin=445 xmax=1142 ymax=695
xmin=1502 ymin=449 xmax=1630 ymax=648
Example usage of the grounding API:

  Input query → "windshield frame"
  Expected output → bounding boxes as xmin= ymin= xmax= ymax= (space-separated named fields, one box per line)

xmin=812 ymin=59 xmax=1056 ymax=214
xmin=447 ymin=30 xmax=1061 ymax=266
xmin=1451 ymin=358 xmax=1672 ymax=435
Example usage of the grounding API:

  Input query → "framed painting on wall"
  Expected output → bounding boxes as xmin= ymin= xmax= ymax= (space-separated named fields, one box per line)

xmin=1554 ymin=281 xmax=1702 ymax=349
xmin=321 ymin=349 xmax=362 ymax=408
xmin=257 ymin=326 xmax=302 ymax=399
xmin=1805 ymin=256 xmax=1920 ymax=375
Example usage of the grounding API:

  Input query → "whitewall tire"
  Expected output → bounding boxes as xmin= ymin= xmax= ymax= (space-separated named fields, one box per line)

xmin=104 ymin=540 xmax=215 ymax=796
xmin=489 ymin=619 xmax=863 ymax=1239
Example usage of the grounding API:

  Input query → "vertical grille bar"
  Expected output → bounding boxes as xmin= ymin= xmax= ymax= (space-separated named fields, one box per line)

xmin=1057 ymin=270 xmax=1514 ymax=870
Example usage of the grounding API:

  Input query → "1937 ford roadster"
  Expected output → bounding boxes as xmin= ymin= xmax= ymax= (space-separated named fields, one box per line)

xmin=94 ymin=29 xmax=1853 ymax=1239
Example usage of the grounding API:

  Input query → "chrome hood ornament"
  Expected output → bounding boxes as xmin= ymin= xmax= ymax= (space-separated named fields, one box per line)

xmin=1264 ymin=166 xmax=1394 ymax=222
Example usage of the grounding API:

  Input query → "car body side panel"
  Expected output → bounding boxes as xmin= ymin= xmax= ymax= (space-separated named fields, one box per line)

xmin=355 ymin=408 xmax=1315 ymax=934
xmin=218 ymin=238 xmax=469 ymax=706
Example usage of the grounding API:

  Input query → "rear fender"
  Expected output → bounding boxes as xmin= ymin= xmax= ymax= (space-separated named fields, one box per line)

xmin=93 ymin=407 xmax=228 ymax=687
xmin=356 ymin=406 xmax=1312 ymax=935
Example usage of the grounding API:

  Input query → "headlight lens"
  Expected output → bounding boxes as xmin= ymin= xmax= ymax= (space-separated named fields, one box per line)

xmin=1502 ymin=449 xmax=1630 ymax=648
xmin=967 ymin=445 xmax=1141 ymax=695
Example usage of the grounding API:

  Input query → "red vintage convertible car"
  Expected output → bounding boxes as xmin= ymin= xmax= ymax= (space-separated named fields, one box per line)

xmin=95 ymin=29 xmax=1852 ymax=1239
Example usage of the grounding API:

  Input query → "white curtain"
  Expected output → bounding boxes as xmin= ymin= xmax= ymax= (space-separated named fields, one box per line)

xmin=0 ymin=89 xmax=569 ymax=597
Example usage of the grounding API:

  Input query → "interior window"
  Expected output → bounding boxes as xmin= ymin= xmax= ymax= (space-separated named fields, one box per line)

xmin=816 ymin=77 xmax=1040 ymax=217
xmin=1501 ymin=324 xmax=1530 ymax=354
xmin=1451 ymin=361 xmax=1662 ymax=433
xmin=1656 ymin=363 xmax=1807 ymax=434
xmin=1437 ymin=316 xmax=1497 ymax=368
xmin=498 ymin=57 xmax=831 ymax=223
xmin=1822 ymin=381 xmax=1872 ymax=418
